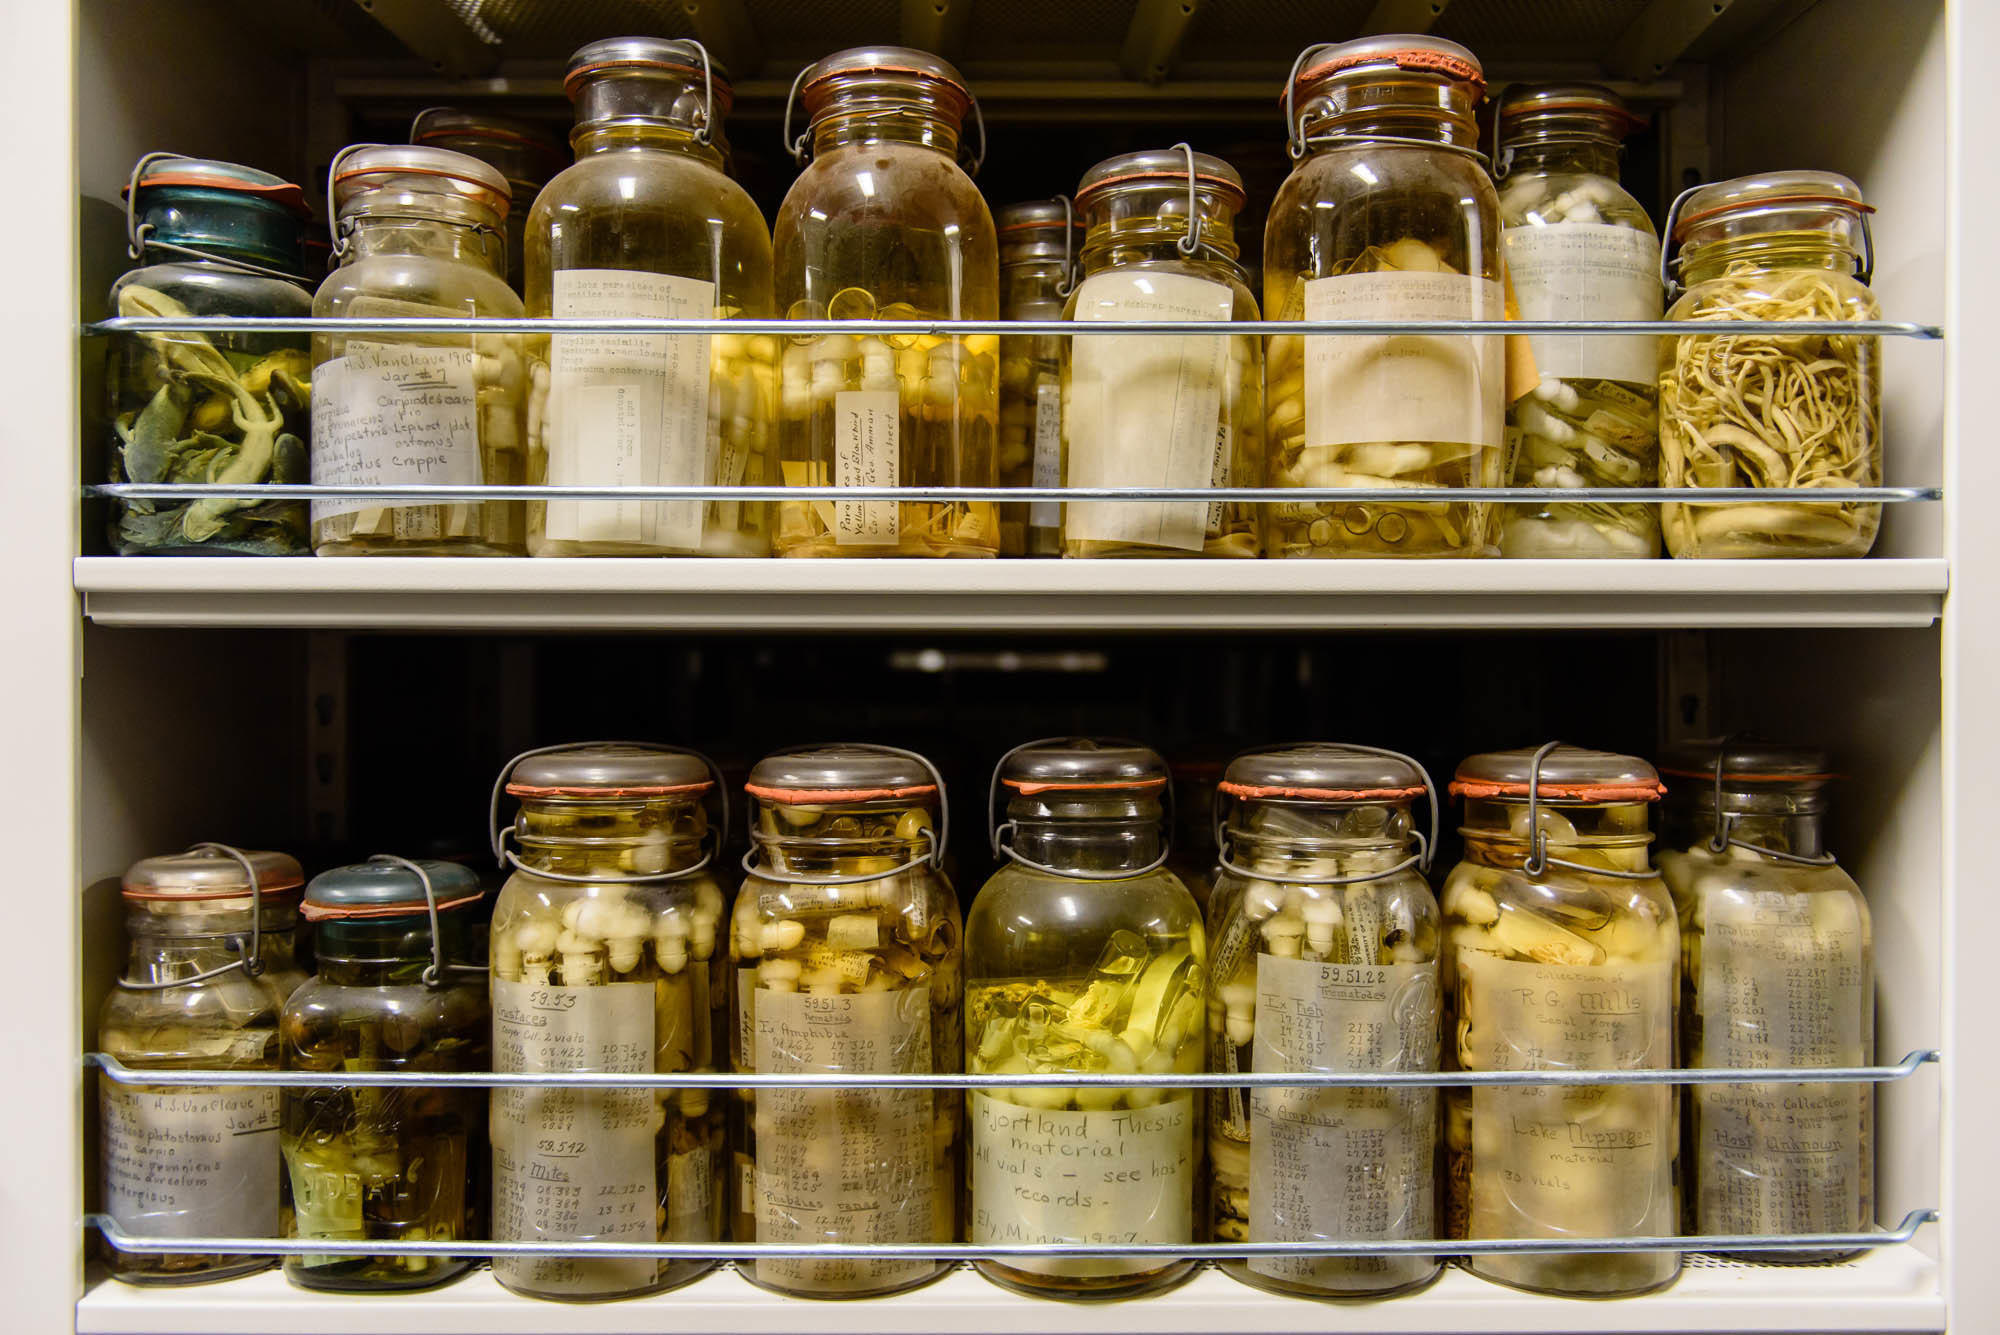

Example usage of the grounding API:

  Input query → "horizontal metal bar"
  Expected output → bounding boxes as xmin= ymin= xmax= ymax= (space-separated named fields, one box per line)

xmin=85 ymin=1209 xmax=1938 ymax=1259
xmin=86 ymin=315 xmax=1945 ymax=339
xmin=84 ymin=1049 xmax=1938 ymax=1090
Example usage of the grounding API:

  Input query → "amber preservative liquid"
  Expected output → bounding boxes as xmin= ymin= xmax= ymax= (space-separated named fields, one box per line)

xmin=526 ymin=38 xmax=777 ymax=557
xmin=1060 ymin=149 xmax=1264 ymax=558
xmin=281 ymin=860 xmax=488 ymax=1292
xmin=97 ymin=848 xmax=308 ymax=1284
xmin=729 ymin=745 xmax=963 ymax=1298
xmin=1206 ymin=745 xmax=1442 ymax=1298
xmin=965 ymin=740 xmax=1205 ymax=1300
xmin=311 ymin=145 xmax=528 ymax=555
xmin=1655 ymin=739 xmax=1872 ymax=1260
xmin=1441 ymin=745 xmax=1680 ymax=1297
xmin=772 ymin=47 xmax=1000 ymax=557
xmin=996 ymin=201 xmax=1078 ymax=557
xmin=1264 ymin=37 xmax=1505 ymax=557
xmin=487 ymin=744 xmax=730 ymax=1300
xmin=410 ymin=108 xmax=567 ymax=294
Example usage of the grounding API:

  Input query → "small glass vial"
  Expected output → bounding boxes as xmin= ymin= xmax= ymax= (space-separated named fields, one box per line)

xmin=965 ymin=740 xmax=1205 ymax=1300
xmin=729 ymin=745 xmax=963 ymax=1298
xmin=1264 ymin=38 xmax=1505 ymax=558
xmin=312 ymin=145 xmax=527 ymax=555
xmin=97 ymin=846 xmax=307 ymax=1284
xmin=1206 ymin=744 xmax=1442 ymax=1298
xmin=487 ymin=744 xmax=730 ymax=1300
xmin=528 ymin=38 xmax=777 ymax=558
xmin=108 ymin=156 xmax=312 ymax=555
xmin=281 ymin=858 xmax=489 ymax=1292
xmin=411 ymin=108 xmax=567 ymax=293
xmin=1660 ymin=172 xmax=1881 ymax=556
xmin=1440 ymin=745 xmax=1679 ymax=1296
xmin=1496 ymin=85 xmax=1664 ymax=558
xmin=1656 ymin=738 xmax=1872 ymax=1259
xmin=773 ymin=46 xmax=1000 ymax=557
xmin=1061 ymin=149 xmax=1263 ymax=558
xmin=997 ymin=200 xmax=1079 ymax=557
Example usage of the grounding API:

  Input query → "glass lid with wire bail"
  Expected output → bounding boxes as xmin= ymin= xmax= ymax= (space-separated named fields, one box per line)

xmin=990 ymin=737 xmax=1175 ymax=879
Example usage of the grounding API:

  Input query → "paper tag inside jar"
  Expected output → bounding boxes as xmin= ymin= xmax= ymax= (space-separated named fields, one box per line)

xmin=309 ymin=343 xmax=482 ymax=524
xmin=101 ymin=1082 xmax=280 ymax=1239
xmin=1303 ymin=271 xmax=1505 ymax=452
xmin=834 ymin=389 xmax=900 ymax=546
xmin=1029 ymin=380 xmax=1063 ymax=531
xmin=1504 ymin=224 xmax=1662 ymax=386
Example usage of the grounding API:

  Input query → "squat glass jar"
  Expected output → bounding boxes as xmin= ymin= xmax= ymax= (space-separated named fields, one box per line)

xmin=1660 ymin=171 xmax=1881 ymax=557
xmin=997 ymin=200 xmax=1078 ymax=557
xmin=1061 ymin=149 xmax=1263 ymax=559
xmin=108 ymin=156 xmax=312 ymax=555
xmin=411 ymin=107 xmax=567 ymax=293
xmin=281 ymin=859 xmax=489 ymax=1292
xmin=1440 ymin=745 xmax=1679 ymax=1296
xmin=773 ymin=47 xmax=1000 ymax=557
xmin=312 ymin=145 xmax=527 ymax=555
xmin=1264 ymin=38 xmax=1505 ymax=558
xmin=965 ymin=740 xmax=1206 ymax=1300
xmin=1656 ymin=738 xmax=1872 ymax=1259
xmin=1496 ymin=85 xmax=1664 ymax=558
xmin=527 ymin=38 xmax=776 ymax=558
xmin=1206 ymin=744 xmax=1442 ymax=1298
xmin=487 ymin=744 xmax=730 ymax=1300
xmin=729 ymin=745 xmax=963 ymax=1298
xmin=97 ymin=846 xmax=306 ymax=1284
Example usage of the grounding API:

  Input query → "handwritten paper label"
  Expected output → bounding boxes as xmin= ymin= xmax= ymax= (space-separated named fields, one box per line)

xmin=1030 ymin=380 xmax=1063 ymax=531
xmin=310 ymin=343 xmax=481 ymax=523
xmin=1304 ymin=272 xmax=1505 ymax=450
xmin=834 ymin=389 xmax=900 ymax=545
xmin=1504 ymin=223 xmax=1662 ymax=384
xmin=101 ymin=1082 xmax=280 ymax=1239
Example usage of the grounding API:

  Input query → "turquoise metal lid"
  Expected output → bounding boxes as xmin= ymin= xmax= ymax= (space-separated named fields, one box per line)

xmin=302 ymin=858 xmax=482 ymax=922
xmin=125 ymin=154 xmax=310 ymax=274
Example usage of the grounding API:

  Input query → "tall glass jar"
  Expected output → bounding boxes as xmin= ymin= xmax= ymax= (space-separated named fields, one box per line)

xmin=1495 ymin=85 xmax=1664 ymax=558
xmin=1440 ymin=745 xmax=1679 ymax=1296
xmin=1660 ymin=171 xmax=1881 ymax=557
xmin=997 ymin=200 xmax=1078 ymax=557
xmin=97 ymin=846 xmax=307 ymax=1284
xmin=487 ymin=744 xmax=730 ymax=1300
xmin=1264 ymin=38 xmax=1505 ymax=558
xmin=773 ymin=47 xmax=999 ymax=557
xmin=1206 ymin=744 xmax=1442 ymax=1298
xmin=411 ymin=108 xmax=567 ymax=294
xmin=1655 ymin=738 xmax=1872 ymax=1259
xmin=281 ymin=858 xmax=488 ymax=1292
xmin=311 ymin=145 xmax=526 ymax=555
xmin=108 ymin=156 xmax=312 ymax=555
xmin=965 ymin=740 xmax=1205 ymax=1299
xmin=527 ymin=38 xmax=776 ymax=558
xmin=729 ymin=745 xmax=963 ymax=1298
xmin=1061 ymin=149 xmax=1263 ymax=559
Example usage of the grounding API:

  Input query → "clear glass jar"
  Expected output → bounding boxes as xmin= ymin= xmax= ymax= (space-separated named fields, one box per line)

xmin=108 ymin=156 xmax=312 ymax=555
xmin=965 ymin=740 xmax=1205 ymax=1299
xmin=1495 ymin=85 xmax=1664 ymax=558
xmin=728 ymin=745 xmax=963 ymax=1298
xmin=1264 ymin=38 xmax=1505 ymax=558
xmin=311 ymin=145 xmax=527 ymax=555
xmin=1655 ymin=738 xmax=1872 ymax=1259
xmin=773 ymin=46 xmax=1000 ymax=557
xmin=997 ymin=200 xmax=1078 ymax=557
xmin=281 ymin=859 xmax=489 ymax=1292
xmin=1206 ymin=745 xmax=1441 ymax=1298
xmin=1061 ymin=150 xmax=1263 ymax=559
xmin=1440 ymin=746 xmax=1679 ymax=1296
xmin=97 ymin=847 xmax=307 ymax=1284
xmin=527 ymin=38 xmax=776 ymax=558
xmin=487 ymin=744 xmax=730 ymax=1300
xmin=1660 ymin=171 xmax=1882 ymax=556
xmin=411 ymin=108 xmax=567 ymax=294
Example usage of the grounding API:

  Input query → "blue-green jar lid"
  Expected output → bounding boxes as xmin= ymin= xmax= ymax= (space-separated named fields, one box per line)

xmin=302 ymin=858 xmax=483 ymax=923
xmin=126 ymin=155 xmax=311 ymax=275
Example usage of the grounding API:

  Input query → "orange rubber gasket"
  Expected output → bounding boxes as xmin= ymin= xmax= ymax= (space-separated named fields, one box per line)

xmin=1450 ymin=779 xmax=1666 ymax=801
xmin=801 ymin=63 xmax=969 ymax=105
xmin=998 ymin=219 xmax=1078 ymax=233
xmin=1658 ymin=767 xmax=1837 ymax=784
xmin=1004 ymin=777 xmax=1169 ymax=795
xmin=334 ymin=163 xmax=508 ymax=192
xmin=127 ymin=175 xmax=311 ymax=214
xmin=1676 ymin=193 xmax=1876 ymax=236
xmin=745 ymin=783 xmax=937 ymax=803
xmin=1301 ymin=47 xmax=1484 ymax=88
xmin=1075 ymin=170 xmax=1244 ymax=206
xmin=302 ymin=891 xmax=485 ymax=922
xmin=562 ymin=60 xmax=736 ymax=107
xmin=506 ymin=780 xmax=714 ymax=798
xmin=121 ymin=880 xmax=304 ymax=901
xmin=1219 ymin=781 xmax=1428 ymax=801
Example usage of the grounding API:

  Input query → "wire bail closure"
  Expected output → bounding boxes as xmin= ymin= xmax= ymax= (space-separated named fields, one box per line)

xmin=489 ymin=741 xmax=729 ymax=885
xmin=742 ymin=743 xmax=951 ymax=884
xmin=117 ymin=842 xmax=270 ymax=991
xmin=1054 ymin=193 xmax=1079 ymax=298
xmin=1703 ymin=738 xmax=1840 ymax=867
xmin=364 ymin=854 xmax=486 ymax=988
xmin=988 ymin=739 xmax=1175 ymax=881
xmin=124 ymin=150 xmax=304 ymax=282
xmin=1517 ymin=740 xmax=1658 ymax=881
xmin=1282 ymin=44 xmax=1333 ymax=161
xmin=1212 ymin=745 xmax=1439 ymax=886
xmin=690 ymin=39 xmax=717 ymax=147
xmin=1170 ymin=142 xmax=1205 ymax=257
xmin=1660 ymin=182 xmax=1877 ymax=296
xmin=782 ymin=63 xmax=986 ymax=174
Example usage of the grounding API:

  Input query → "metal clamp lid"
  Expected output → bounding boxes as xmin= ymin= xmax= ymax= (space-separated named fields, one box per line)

xmin=988 ymin=738 xmax=1174 ymax=881
xmin=1517 ymin=740 xmax=1658 ymax=881
xmin=116 ymin=842 xmax=269 ymax=991
xmin=124 ymin=150 xmax=306 ymax=282
xmin=489 ymin=741 xmax=728 ymax=885
xmin=1213 ymin=744 xmax=1439 ymax=886
xmin=1660 ymin=179 xmax=1876 ymax=295
xmin=782 ymin=62 xmax=986 ymax=175
xmin=363 ymin=854 xmax=490 ymax=987
xmin=742 ymin=743 xmax=950 ymax=884
xmin=1701 ymin=735 xmax=1839 ymax=867
xmin=326 ymin=142 xmax=510 ymax=262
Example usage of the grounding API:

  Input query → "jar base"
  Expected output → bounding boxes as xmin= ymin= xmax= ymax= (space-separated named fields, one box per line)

xmin=284 ymin=1256 xmax=475 ymax=1293
xmin=973 ymin=1258 xmax=1198 ymax=1301
xmin=1713 ymin=1247 xmax=1864 ymax=1265
xmin=107 ymin=1254 xmax=276 ymax=1286
xmin=740 ymin=1260 xmax=955 ymax=1300
xmin=492 ymin=1258 xmax=719 ymax=1302
xmin=1217 ymin=1257 xmax=1444 ymax=1301
xmin=1463 ymin=1254 xmax=1681 ymax=1298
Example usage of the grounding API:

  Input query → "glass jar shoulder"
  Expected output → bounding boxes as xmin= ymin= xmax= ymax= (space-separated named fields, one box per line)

xmin=537 ymin=150 xmax=767 ymax=237
xmin=968 ymin=866 xmax=1204 ymax=971
xmin=1267 ymin=145 xmax=1500 ymax=282
xmin=283 ymin=976 xmax=487 ymax=1067
xmin=113 ymin=261 xmax=313 ymax=317
xmin=1499 ymin=170 xmax=1655 ymax=235
xmin=1662 ymin=848 xmax=1868 ymax=919
xmin=778 ymin=142 xmax=994 ymax=238
xmin=1441 ymin=857 xmax=1677 ymax=965
xmin=492 ymin=867 xmax=731 ymax=942
xmin=735 ymin=865 xmax=957 ymax=927
xmin=1668 ymin=266 xmax=1879 ymax=321
xmin=98 ymin=973 xmax=282 ymax=1063
xmin=1063 ymin=258 xmax=1261 ymax=322
xmin=314 ymin=253 xmax=524 ymax=319
xmin=1210 ymin=865 xmax=1438 ymax=953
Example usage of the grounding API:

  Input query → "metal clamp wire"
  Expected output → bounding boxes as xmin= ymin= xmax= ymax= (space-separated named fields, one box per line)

xmin=1661 ymin=180 xmax=1877 ymax=294
xmin=1211 ymin=743 xmax=1440 ymax=886
xmin=116 ymin=842 xmax=267 ymax=990
xmin=1171 ymin=141 xmax=1205 ymax=257
xmin=781 ymin=62 xmax=985 ymax=174
xmin=327 ymin=144 xmax=506 ymax=262
xmin=741 ymin=742 xmax=950 ymax=881
xmin=690 ymin=39 xmax=716 ymax=146
xmin=123 ymin=150 xmax=304 ymax=283
xmin=1281 ymin=44 xmax=1333 ymax=160
xmin=488 ymin=741 xmax=729 ymax=883
xmin=743 ymin=827 xmax=937 ymax=886
xmin=988 ymin=737 xmax=1175 ymax=880
xmin=1054 ymin=193 xmax=1079 ymax=297
xmin=365 ymin=854 xmax=487 ymax=988
xmin=1704 ymin=737 xmax=1839 ymax=866
xmin=1518 ymin=739 xmax=1659 ymax=881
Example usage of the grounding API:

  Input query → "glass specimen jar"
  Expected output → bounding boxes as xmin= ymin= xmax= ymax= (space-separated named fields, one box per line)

xmin=108 ymin=155 xmax=312 ymax=555
xmin=965 ymin=740 xmax=1206 ymax=1299
xmin=1061 ymin=148 xmax=1263 ymax=559
xmin=1440 ymin=744 xmax=1679 ymax=1296
xmin=487 ymin=743 xmax=730 ymax=1300
xmin=1264 ymin=38 xmax=1505 ymax=558
xmin=997 ymin=200 xmax=1079 ymax=557
xmin=311 ymin=145 xmax=527 ymax=555
xmin=281 ymin=857 xmax=489 ymax=1292
xmin=527 ymin=37 xmax=776 ymax=558
xmin=1655 ymin=738 xmax=1872 ymax=1259
xmin=1206 ymin=744 xmax=1442 ymax=1298
xmin=411 ymin=108 xmax=567 ymax=293
xmin=1495 ymin=85 xmax=1664 ymax=558
xmin=97 ymin=846 xmax=307 ymax=1284
xmin=772 ymin=46 xmax=1000 ymax=557
xmin=1660 ymin=171 xmax=1881 ymax=556
xmin=729 ymin=745 xmax=963 ymax=1298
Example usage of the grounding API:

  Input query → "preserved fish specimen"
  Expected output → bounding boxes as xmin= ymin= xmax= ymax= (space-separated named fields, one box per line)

xmin=997 ymin=200 xmax=1078 ymax=557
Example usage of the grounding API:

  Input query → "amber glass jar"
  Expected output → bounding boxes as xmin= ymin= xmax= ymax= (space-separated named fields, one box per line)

xmin=411 ymin=108 xmax=566 ymax=293
xmin=997 ymin=200 xmax=1078 ymax=557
